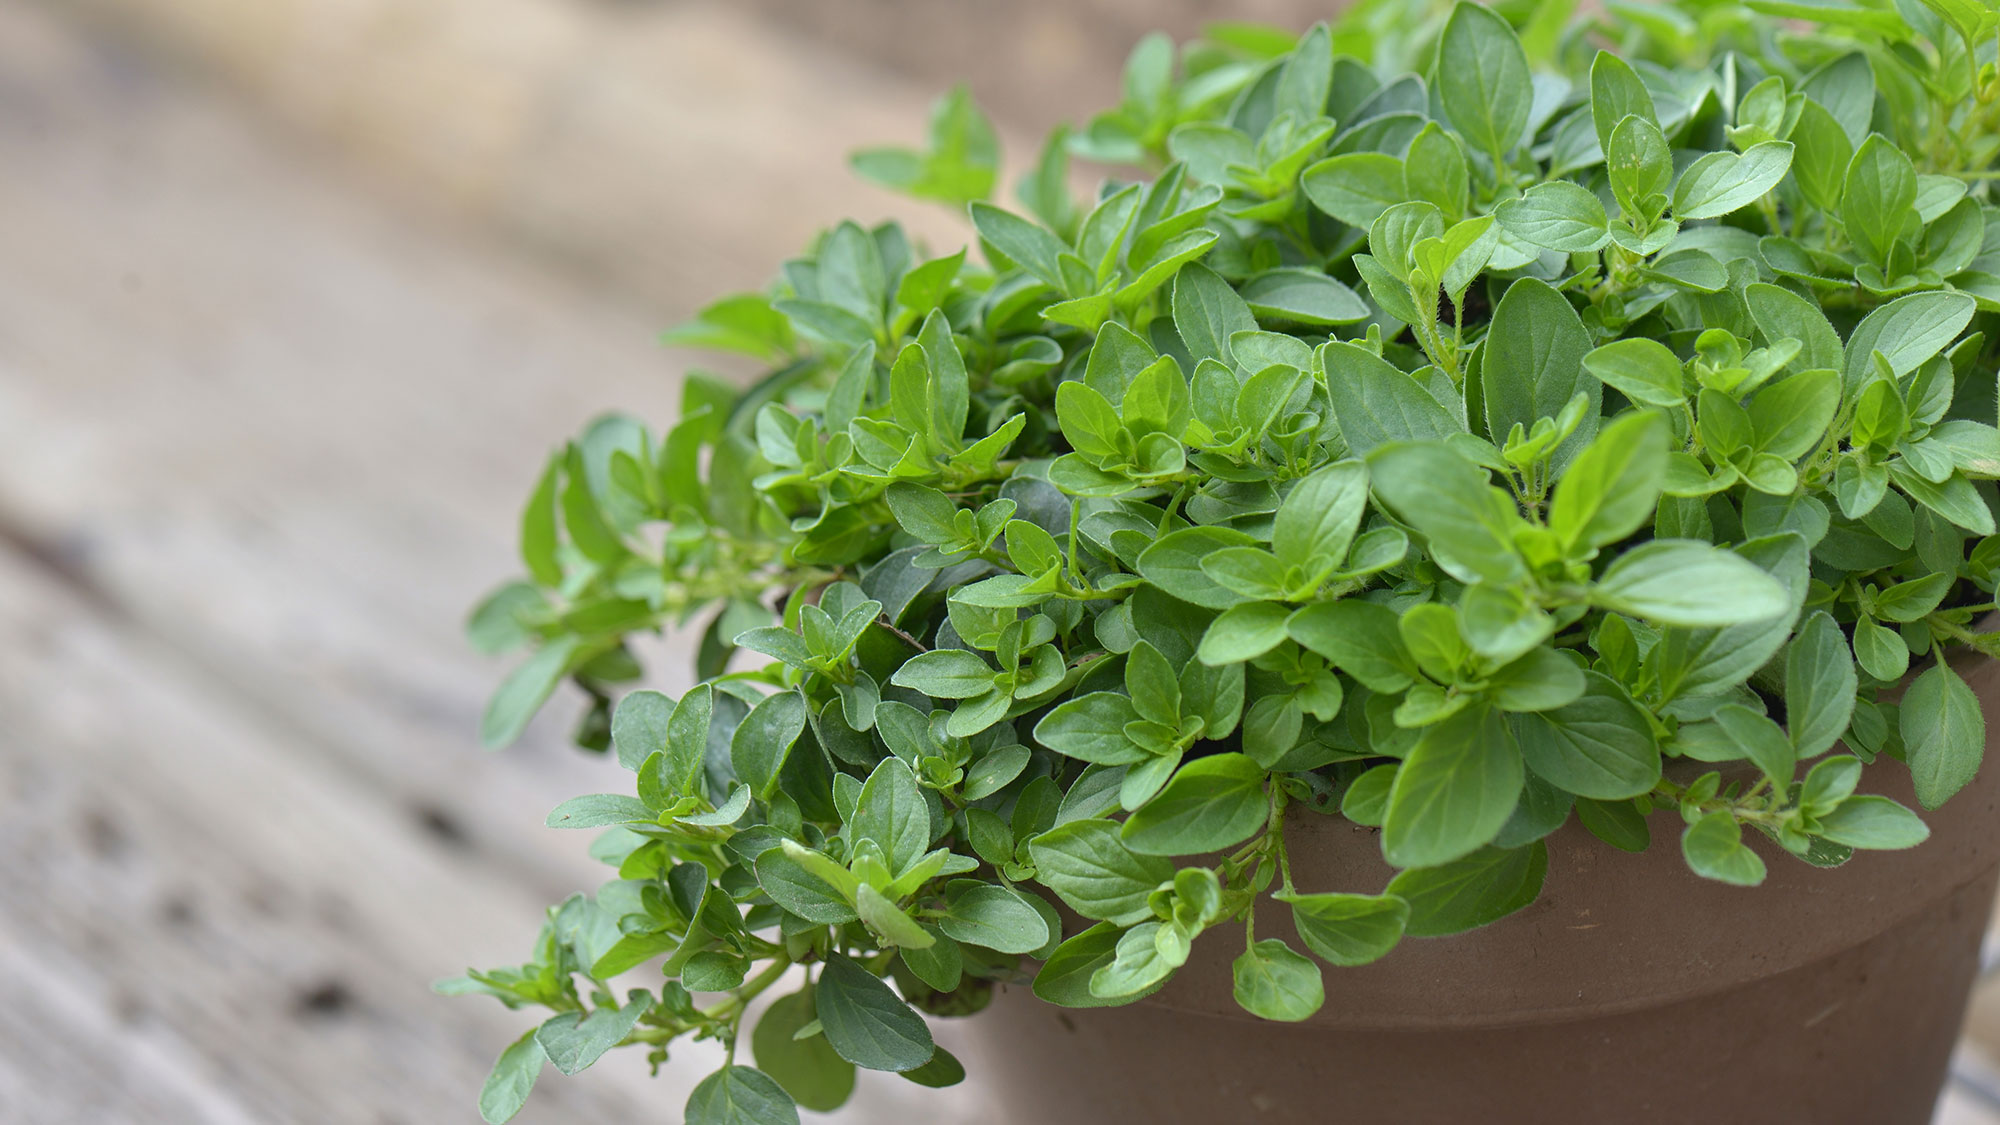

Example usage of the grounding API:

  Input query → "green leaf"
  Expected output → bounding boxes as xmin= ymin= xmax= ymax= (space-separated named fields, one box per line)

xmin=1232 ymin=939 xmax=1325 ymax=1022
xmin=1494 ymin=181 xmax=1612 ymax=252
xmin=1789 ymin=99 xmax=1852 ymax=213
xmin=561 ymin=444 xmax=625 ymax=564
xmin=1592 ymin=541 xmax=1789 ymax=626
xmin=731 ymin=690 xmax=807 ymax=801
xmin=1853 ymin=615 xmax=1910 ymax=682
xmin=663 ymin=293 xmax=795 ymax=361
xmin=1136 ymin=526 xmax=1261 ymax=609
xmin=1482 ymin=277 xmax=1597 ymax=470
xmin=1575 ymin=796 xmax=1651 ymax=852
xmin=1647 ymin=534 xmax=1810 ymax=704
xmin=611 ymin=688 xmax=675 ymax=772
xmin=756 ymin=848 xmax=859 ymax=924
xmin=1607 ymin=114 xmax=1672 ymax=223
xmin=1786 ymin=611 xmax=1857 ymax=759
xmin=1384 ymin=842 xmax=1549 ymax=937
xmin=1368 ymin=443 xmax=1526 ymax=584
xmin=890 ymin=649 xmax=998 ymax=699
xmin=466 ymin=581 xmax=547 ymax=656
xmin=969 ymin=203 xmax=1068 ymax=288
xmin=1841 ymin=291 xmax=1977 ymax=393
xmin=1435 ymin=1 xmax=1532 ymax=162
xmin=1119 ymin=753 xmax=1270 ymax=856
xmin=1029 ymin=818 xmax=1175 ymax=925
xmin=1034 ymin=692 xmax=1146 ymax=765
xmin=752 ymin=989 xmax=855 ymax=1114
xmin=1125 ymin=639 xmax=1183 ymax=726
xmin=1340 ymin=764 xmax=1398 ymax=826
xmin=1713 ymin=703 xmax=1796 ymax=788
xmin=1815 ymin=795 xmax=1932 ymax=849
xmin=1300 ymin=153 xmax=1408 ymax=228
xmin=685 ymin=1066 xmax=802 ymax=1125
xmin=1172 ymin=263 xmax=1257 ymax=364
xmin=479 ymin=1030 xmax=544 ymax=1124
xmin=1198 ymin=602 xmax=1295 ymax=665
xmin=1511 ymin=671 xmax=1660 ymax=799
xmin=1748 ymin=370 xmax=1839 ymax=461
xmin=1288 ymin=599 xmax=1417 ymax=692
xmin=938 ymin=884 xmax=1052 ymax=954
xmin=1680 ymin=813 xmax=1766 ymax=886
xmin=663 ymin=686 xmax=714 ymax=798
xmin=1277 ymin=891 xmax=1410 ymax=967
xmin=1746 ymin=0 xmax=1911 ymax=35
xmin=1383 ymin=706 xmax=1524 ymax=867
xmin=856 ymin=884 xmax=934 ymax=949
xmin=1549 ymin=411 xmax=1667 ymax=553
xmin=1903 ymin=661 xmax=1985 ymax=809
xmin=815 ymin=953 xmax=935 ymax=1073
xmin=1672 ymin=142 xmax=1793 ymax=220
xmin=1273 ymin=460 xmax=1369 ymax=571
xmin=536 ymin=992 xmax=650 ymax=1075
xmin=1241 ymin=269 xmax=1370 ymax=326
xmin=853 ymin=757 xmax=931 ymax=876
xmin=1842 ymin=134 xmax=1917 ymax=272
xmin=1322 ymin=342 xmax=1464 ymax=454
xmin=899 ymin=1046 xmax=968 ymax=1089
xmin=898 ymin=925 xmax=963 ymax=994
xmin=1090 ymin=922 xmax=1180 ymax=999
xmin=1590 ymin=50 xmax=1657 ymax=156
xmin=1582 ymin=338 xmax=1684 ymax=407
xmin=1746 ymin=283 xmax=1844 ymax=373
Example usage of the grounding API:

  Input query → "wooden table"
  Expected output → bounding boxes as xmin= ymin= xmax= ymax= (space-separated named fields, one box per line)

xmin=1 ymin=2 xmax=1996 ymax=1121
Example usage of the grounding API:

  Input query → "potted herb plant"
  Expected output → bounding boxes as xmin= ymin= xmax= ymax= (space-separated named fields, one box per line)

xmin=440 ymin=1 xmax=2000 ymax=1121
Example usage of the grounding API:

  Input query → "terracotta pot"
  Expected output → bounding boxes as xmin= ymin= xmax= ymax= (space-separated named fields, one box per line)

xmin=969 ymin=650 xmax=2000 ymax=1124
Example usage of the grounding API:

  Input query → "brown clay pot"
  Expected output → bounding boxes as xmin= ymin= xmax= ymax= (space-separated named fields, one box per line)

xmin=969 ymin=650 xmax=2000 ymax=1124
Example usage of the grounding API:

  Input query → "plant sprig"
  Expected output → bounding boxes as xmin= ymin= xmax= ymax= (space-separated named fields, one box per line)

xmin=446 ymin=3 xmax=2000 ymax=1120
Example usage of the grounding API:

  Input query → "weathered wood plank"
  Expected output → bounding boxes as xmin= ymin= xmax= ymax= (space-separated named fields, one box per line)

xmin=0 ymin=548 xmax=670 ymax=1122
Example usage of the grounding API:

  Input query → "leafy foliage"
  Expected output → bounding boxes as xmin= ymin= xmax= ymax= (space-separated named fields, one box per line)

xmin=446 ymin=2 xmax=2000 ymax=1119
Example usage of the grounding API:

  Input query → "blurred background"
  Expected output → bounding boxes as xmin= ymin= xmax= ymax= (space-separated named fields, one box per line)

xmin=6 ymin=0 xmax=2000 ymax=1121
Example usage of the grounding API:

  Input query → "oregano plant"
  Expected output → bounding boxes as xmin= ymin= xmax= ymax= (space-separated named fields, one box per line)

xmin=442 ymin=2 xmax=2000 ymax=1120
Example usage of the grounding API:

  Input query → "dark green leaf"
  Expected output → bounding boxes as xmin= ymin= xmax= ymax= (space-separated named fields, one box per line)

xmin=815 ymin=953 xmax=935 ymax=1073
xmin=752 ymin=989 xmax=854 ymax=1113
xmin=685 ymin=1066 xmax=802 ymax=1125
xmin=731 ymin=691 xmax=808 ymax=800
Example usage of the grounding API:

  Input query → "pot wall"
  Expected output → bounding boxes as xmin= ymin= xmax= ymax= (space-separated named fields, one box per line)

xmin=966 ymin=649 xmax=2000 ymax=1123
